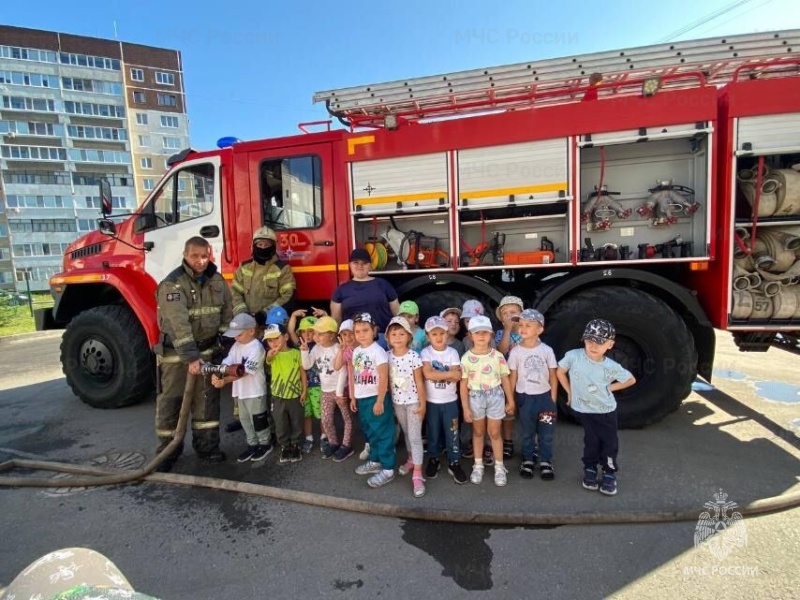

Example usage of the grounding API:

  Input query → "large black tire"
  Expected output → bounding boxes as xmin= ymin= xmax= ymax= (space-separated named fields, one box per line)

xmin=61 ymin=305 xmax=155 ymax=409
xmin=543 ymin=286 xmax=697 ymax=428
xmin=413 ymin=289 xmax=495 ymax=324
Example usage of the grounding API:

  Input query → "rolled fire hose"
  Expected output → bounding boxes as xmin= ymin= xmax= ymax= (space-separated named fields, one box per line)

xmin=2 ymin=376 xmax=800 ymax=525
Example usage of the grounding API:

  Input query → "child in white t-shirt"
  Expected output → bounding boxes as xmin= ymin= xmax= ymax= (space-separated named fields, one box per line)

xmin=386 ymin=316 xmax=427 ymax=498
xmin=420 ymin=316 xmax=467 ymax=484
xmin=211 ymin=313 xmax=272 ymax=463
xmin=507 ymin=309 xmax=558 ymax=481
xmin=351 ymin=312 xmax=396 ymax=488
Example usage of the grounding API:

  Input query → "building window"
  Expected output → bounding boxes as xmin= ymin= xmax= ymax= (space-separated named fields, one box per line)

xmin=130 ymin=68 xmax=144 ymax=82
xmin=138 ymin=135 xmax=150 ymax=148
xmin=1 ymin=145 xmax=67 ymax=161
xmin=2 ymin=95 xmax=57 ymax=113
xmin=163 ymin=136 xmax=181 ymax=150
xmin=62 ymin=77 xmax=122 ymax=95
xmin=136 ymin=113 xmax=148 ymax=125
xmin=0 ymin=70 xmax=60 ymax=88
xmin=64 ymin=101 xmax=125 ymax=118
xmin=141 ymin=157 xmax=153 ymax=169
xmin=133 ymin=91 xmax=146 ymax=104
xmin=155 ymin=72 xmax=175 ymax=86
xmin=67 ymin=125 xmax=126 ymax=141
xmin=160 ymin=115 xmax=179 ymax=128
xmin=157 ymin=93 xmax=177 ymax=107
xmin=0 ymin=223 xmax=7 ymax=237
xmin=60 ymin=52 xmax=120 ymax=70
xmin=143 ymin=178 xmax=155 ymax=191
xmin=68 ymin=149 xmax=131 ymax=164
xmin=1 ymin=46 xmax=58 ymax=64
xmin=6 ymin=195 xmax=66 ymax=208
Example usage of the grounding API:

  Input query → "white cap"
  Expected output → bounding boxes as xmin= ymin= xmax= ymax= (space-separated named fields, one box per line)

xmin=461 ymin=299 xmax=485 ymax=319
xmin=467 ymin=315 xmax=493 ymax=333
xmin=339 ymin=319 xmax=354 ymax=333
xmin=385 ymin=315 xmax=413 ymax=336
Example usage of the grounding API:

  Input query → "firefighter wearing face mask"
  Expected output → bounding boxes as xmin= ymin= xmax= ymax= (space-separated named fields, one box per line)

xmin=231 ymin=227 xmax=296 ymax=317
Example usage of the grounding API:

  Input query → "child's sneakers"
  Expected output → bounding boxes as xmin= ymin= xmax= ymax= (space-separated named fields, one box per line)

xmin=482 ymin=447 xmax=494 ymax=466
xmin=600 ymin=473 xmax=618 ymax=496
xmin=519 ymin=460 xmax=535 ymax=479
xmin=321 ymin=442 xmax=338 ymax=460
xmin=470 ymin=463 xmax=485 ymax=484
xmin=355 ymin=460 xmax=383 ymax=475
xmin=279 ymin=446 xmax=291 ymax=464
xmin=412 ymin=473 xmax=426 ymax=498
xmin=359 ymin=443 xmax=371 ymax=461
xmin=494 ymin=464 xmax=508 ymax=487
xmin=448 ymin=462 xmax=468 ymax=484
xmin=367 ymin=469 xmax=395 ymax=488
xmin=237 ymin=446 xmax=258 ymax=463
xmin=290 ymin=444 xmax=303 ymax=463
xmin=398 ymin=459 xmax=414 ymax=476
xmin=332 ymin=445 xmax=354 ymax=462
xmin=425 ymin=457 xmax=440 ymax=479
xmin=302 ymin=438 xmax=314 ymax=455
xmin=250 ymin=444 xmax=273 ymax=462
xmin=502 ymin=440 xmax=514 ymax=460
xmin=320 ymin=437 xmax=331 ymax=456
xmin=582 ymin=467 xmax=600 ymax=491
xmin=540 ymin=461 xmax=555 ymax=481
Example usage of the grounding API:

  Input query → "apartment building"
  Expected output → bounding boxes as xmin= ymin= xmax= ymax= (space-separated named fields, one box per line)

xmin=0 ymin=25 xmax=189 ymax=291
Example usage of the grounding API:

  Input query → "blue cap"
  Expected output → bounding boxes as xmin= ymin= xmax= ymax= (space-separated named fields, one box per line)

xmin=266 ymin=306 xmax=289 ymax=326
xmin=512 ymin=308 xmax=545 ymax=325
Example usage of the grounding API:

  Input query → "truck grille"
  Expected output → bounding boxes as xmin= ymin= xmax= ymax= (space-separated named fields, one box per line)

xmin=70 ymin=243 xmax=104 ymax=260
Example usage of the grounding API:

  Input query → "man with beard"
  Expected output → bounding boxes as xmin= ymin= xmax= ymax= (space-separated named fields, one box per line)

xmin=226 ymin=226 xmax=296 ymax=432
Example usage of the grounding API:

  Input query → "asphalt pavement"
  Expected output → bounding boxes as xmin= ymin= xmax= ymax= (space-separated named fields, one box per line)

xmin=0 ymin=330 xmax=798 ymax=599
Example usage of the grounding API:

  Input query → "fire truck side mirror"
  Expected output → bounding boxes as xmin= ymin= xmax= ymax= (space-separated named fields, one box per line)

xmin=97 ymin=218 xmax=117 ymax=237
xmin=99 ymin=179 xmax=113 ymax=216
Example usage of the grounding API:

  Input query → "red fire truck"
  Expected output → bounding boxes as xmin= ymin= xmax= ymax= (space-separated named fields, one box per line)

xmin=38 ymin=30 xmax=800 ymax=428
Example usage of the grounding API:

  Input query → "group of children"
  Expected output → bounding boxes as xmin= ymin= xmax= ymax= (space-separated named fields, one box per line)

xmin=212 ymin=295 xmax=636 ymax=497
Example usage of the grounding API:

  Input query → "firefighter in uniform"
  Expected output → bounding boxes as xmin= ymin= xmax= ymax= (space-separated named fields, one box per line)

xmin=153 ymin=236 xmax=233 ymax=472
xmin=231 ymin=226 xmax=296 ymax=316
xmin=226 ymin=226 xmax=296 ymax=432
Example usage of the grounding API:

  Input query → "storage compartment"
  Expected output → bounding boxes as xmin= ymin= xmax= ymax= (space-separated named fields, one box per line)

xmin=729 ymin=147 xmax=800 ymax=324
xmin=457 ymin=205 xmax=570 ymax=268
xmin=577 ymin=135 xmax=710 ymax=263
xmin=456 ymin=138 xmax=572 ymax=269
xmin=353 ymin=212 xmax=453 ymax=271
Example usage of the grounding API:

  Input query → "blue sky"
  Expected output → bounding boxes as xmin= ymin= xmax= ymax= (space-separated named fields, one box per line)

xmin=3 ymin=0 xmax=800 ymax=149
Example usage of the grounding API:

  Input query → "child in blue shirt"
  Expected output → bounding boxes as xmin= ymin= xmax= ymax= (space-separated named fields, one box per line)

xmin=556 ymin=319 xmax=635 ymax=496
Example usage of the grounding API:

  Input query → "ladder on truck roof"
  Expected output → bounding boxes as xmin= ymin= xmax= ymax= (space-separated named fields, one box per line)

xmin=313 ymin=29 xmax=800 ymax=127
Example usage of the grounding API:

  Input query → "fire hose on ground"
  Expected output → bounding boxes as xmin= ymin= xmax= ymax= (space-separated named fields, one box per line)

xmin=2 ymin=375 xmax=800 ymax=525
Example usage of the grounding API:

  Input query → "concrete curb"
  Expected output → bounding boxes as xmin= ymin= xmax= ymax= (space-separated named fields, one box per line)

xmin=0 ymin=330 xmax=63 ymax=343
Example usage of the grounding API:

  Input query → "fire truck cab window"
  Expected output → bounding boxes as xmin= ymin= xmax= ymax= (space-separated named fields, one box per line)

xmin=260 ymin=156 xmax=322 ymax=230
xmin=143 ymin=163 xmax=215 ymax=230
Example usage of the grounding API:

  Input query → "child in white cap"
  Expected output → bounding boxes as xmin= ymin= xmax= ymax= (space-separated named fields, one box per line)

xmin=211 ymin=313 xmax=272 ymax=462
xmin=421 ymin=315 xmax=467 ymax=484
xmin=460 ymin=315 xmax=515 ymax=486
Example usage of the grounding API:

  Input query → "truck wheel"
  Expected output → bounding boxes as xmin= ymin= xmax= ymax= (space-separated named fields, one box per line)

xmin=543 ymin=286 xmax=697 ymax=428
xmin=61 ymin=305 xmax=154 ymax=409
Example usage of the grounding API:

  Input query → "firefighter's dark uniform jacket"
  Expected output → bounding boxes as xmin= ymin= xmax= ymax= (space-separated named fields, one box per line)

xmin=154 ymin=260 xmax=233 ymax=454
xmin=231 ymin=257 xmax=295 ymax=315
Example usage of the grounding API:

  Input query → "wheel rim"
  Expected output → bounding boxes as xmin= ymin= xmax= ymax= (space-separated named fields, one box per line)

xmin=79 ymin=337 xmax=115 ymax=383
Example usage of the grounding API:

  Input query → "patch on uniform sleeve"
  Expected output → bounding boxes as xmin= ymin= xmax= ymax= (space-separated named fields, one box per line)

xmin=166 ymin=292 xmax=181 ymax=302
